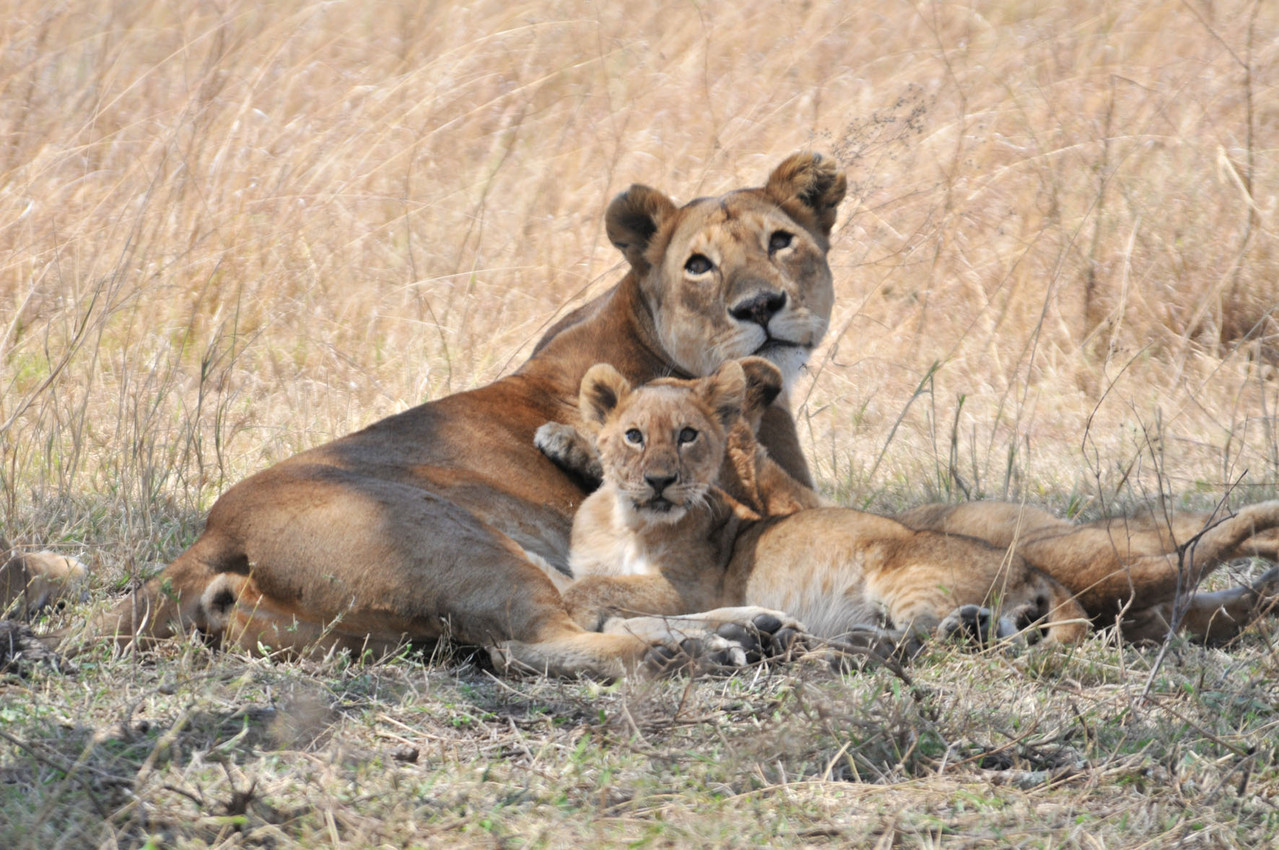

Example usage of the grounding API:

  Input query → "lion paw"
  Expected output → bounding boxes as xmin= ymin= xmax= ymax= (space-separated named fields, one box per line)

xmin=641 ymin=633 xmax=749 ymax=677
xmin=534 ymin=422 xmax=603 ymax=488
xmin=639 ymin=610 xmax=809 ymax=676
xmin=714 ymin=611 xmax=807 ymax=662
xmin=938 ymin=605 xmax=1021 ymax=648
xmin=0 ymin=620 xmax=65 ymax=676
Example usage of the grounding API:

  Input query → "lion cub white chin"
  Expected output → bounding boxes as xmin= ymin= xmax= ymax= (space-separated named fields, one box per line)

xmin=555 ymin=358 xmax=1089 ymax=650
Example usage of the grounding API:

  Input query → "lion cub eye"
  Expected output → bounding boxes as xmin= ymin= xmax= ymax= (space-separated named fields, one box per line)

xmin=678 ymin=427 xmax=698 ymax=445
xmin=768 ymin=230 xmax=794 ymax=254
xmin=624 ymin=428 xmax=644 ymax=446
xmin=684 ymin=254 xmax=713 ymax=276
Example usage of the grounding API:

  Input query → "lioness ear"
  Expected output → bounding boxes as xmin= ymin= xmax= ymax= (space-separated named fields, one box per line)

xmin=736 ymin=357 xmax=784 ymax=426
xmin=764 ymin=152 xmax=847 ymax=237
xmin=580 ymin=363 xmax=632 ymax=426
xmin=700 ymin=360 xmax=747 ymax=428
xmin=605 ymin=184 xmax=678 ymax=270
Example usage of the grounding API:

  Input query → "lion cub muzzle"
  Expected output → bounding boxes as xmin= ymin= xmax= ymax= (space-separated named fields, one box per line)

xmin=640 ymin=469 xmax=679 ymax=513
xmin=729 ymin=288 xmax=787 ymax=329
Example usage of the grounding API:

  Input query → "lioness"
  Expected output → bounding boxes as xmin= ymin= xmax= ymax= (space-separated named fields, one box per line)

xmin=546 ymin=359 xmax=1089 ymax=649
xmin=896 ymin=502 xmax=1279 ymax=643
xmin=21 ymin=153 xmax=847 ymax=678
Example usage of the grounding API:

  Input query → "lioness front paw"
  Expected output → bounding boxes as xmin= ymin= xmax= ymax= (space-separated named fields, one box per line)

xmin=714 ymin=611 xmax=807 ymax=662
xmin=534 ymin=422 xmax=603 ymax=487
xmin=641 ymin=633 xmax=749 ymax=677
xmin=937 ymin=605 xmax=1021 ymax=648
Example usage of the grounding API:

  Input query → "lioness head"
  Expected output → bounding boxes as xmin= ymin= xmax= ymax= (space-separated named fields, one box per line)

xmin=579 ymin=360 xmax=752 ymax=524
xmin=606 ymin=153 xmax=846 ymax=390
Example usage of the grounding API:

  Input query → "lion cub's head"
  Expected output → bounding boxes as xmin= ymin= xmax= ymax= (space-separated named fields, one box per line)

xmin=579 ymin=361 xmax=742 ymax=524
xmin=605 ymin=152 xmax=846 ymax=390
xmin=578 ymin=358 xmax=785 ymax=525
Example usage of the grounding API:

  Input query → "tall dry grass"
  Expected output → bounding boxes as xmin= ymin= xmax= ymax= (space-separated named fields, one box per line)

xmin=3 ymin=3 xmax=1279 ymax=846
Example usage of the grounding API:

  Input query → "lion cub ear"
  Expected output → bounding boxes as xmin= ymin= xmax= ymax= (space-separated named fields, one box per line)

xmin=605 ymin=185 xmax=678 ymax=270
xmin=735 ymin=357 xmax=784 ymax=429
xmin=699 ymin=360 xmax=748 ymax=429
xmin=764 ymin=152 xmax=847 ymax=237
xmin=580 ymin=363 xmax=633 ymax=427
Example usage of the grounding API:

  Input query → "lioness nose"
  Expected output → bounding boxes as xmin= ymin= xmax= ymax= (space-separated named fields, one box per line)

xmin=730 ymin=291 xmax=786 ymax=327
xmin=644 ymin=473 xmax=677 ymax=494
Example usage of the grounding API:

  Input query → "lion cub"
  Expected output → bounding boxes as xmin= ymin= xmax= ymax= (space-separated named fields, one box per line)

xmin=556 ymin=359 xmax=764 ymax=631
xmin=1 ymin=536 xmax=88 ymax=621
xmin=549 ymin=359 xmax=1088 ymax=647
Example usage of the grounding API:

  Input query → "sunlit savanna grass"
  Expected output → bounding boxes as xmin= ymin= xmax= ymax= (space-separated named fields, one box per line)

xmin=2 ymin=1 xmax=1278 ymax=846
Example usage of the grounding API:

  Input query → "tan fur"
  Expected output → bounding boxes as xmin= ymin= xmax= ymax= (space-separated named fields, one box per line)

xmin=1 ymin=537 xmax=88 ymax=620
xmin=560 ymin=361 xmax=761 ymax=631
xmin=554 ymin=364 xmax=1089 ymax=648
xmin=895 ymin=501 xmax=1279 ymax=643
xmin=32 ymin=153 xmax=847 ymax=678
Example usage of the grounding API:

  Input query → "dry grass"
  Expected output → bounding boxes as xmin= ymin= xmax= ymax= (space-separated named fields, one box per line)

xmin=3 ymin=0 xmax=1279 ymax=846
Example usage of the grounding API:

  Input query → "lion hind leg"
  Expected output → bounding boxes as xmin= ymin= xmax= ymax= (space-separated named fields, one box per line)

xmin=1186 ymin=501 xmax=1279 ymax=569
xmin=1121 ymin=566 xmax=1279 ymax=644
xmin=1237 ymin=529 xmax=1279 ymax=560
xmin=1104 ymin=500 xmax=1279 ymax=616
xmin=1079 ymin=504 xmax=1279 ymax=617
xmin=197 ymin=573 xmax=399 ymax=658
xmin=65 ymin=531 xmax=244 ymax=654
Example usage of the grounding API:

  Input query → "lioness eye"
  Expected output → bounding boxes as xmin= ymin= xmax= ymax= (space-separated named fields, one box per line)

xmin=624 ymin=428 xmax=644 ymax=446
xmin=768 ymin=230 xmax=794 ymax=253
xmin=684 ymin=254 xmax=713 ymax=275
xmin=678 ymin=427 xmax=698 ymax=445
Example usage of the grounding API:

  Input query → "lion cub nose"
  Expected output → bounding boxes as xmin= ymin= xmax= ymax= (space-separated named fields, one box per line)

xmin=730 ymin=290 xmax=786 ymax=327
xmin=644 ymin=473 xmax=677 ymax=494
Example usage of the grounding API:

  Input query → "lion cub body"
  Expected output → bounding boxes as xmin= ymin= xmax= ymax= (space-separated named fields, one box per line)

xmin=559 ymin=362 xmax=1089 ymax=645
xmin=561 ymin=362 xmax=756 ymax=630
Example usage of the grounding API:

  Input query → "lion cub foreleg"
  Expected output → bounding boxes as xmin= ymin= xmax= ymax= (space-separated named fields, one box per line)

xmin=562 ymin=573 xmax=698 ymax=631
